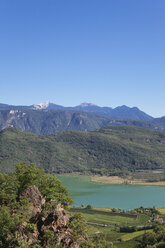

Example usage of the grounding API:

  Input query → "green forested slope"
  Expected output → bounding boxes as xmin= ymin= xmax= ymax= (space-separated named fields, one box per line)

xmin=0 ymin=126 xmax=165 ymax=174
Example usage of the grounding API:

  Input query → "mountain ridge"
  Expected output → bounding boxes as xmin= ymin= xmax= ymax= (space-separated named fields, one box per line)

xmin=0 ymin=102 xmax=165 ymax=134
xmin=0 ymin=108 xmax=164 ymax=135
xmin=0 ymin=102 xmax=154 ymax=120
xmin=0 ymin=126 xmax=165 ymax=174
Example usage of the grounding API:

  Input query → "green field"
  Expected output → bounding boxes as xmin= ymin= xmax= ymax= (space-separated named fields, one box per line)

xmin=70 ymin=208 xmax=149 ymax=226
xmin=70 ymin=207 xmax=165 ymax=248
xmin=121 ymin=229 xmax=153 ymax=242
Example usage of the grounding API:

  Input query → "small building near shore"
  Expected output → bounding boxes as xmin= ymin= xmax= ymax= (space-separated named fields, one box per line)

xmin=153 ymin=218 xmax=164 ymax=223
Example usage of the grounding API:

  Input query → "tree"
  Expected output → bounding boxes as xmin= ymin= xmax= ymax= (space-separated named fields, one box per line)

xmin=86 ymin=205 xmax=92 ymax=210
xmin=139 ymin=232 xmax=157 ymax=248
xmin=69 ymin=213 xmax=87 ymax=241
xmin=14 ymin=162 xmax=73 ymax=206
xmin=0 ymin=163 xmax=73 ymax=247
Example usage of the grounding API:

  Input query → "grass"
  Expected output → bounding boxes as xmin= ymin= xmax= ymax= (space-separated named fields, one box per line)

xmin=158 ymin=208 xmax=165 ymax=214
xmin=121 ymin=229 xmax=153 ymax=242
xmin=70 ymin=207 xmax=149 ymax=226
xmin=91 ymin=175 xmax=165 ymax=186
xmin=115 ymin=240 xmax=140 ymax=248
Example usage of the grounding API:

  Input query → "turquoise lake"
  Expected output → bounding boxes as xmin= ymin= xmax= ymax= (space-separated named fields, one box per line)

xmin=58 ymin=176 xmax=165 ymax=210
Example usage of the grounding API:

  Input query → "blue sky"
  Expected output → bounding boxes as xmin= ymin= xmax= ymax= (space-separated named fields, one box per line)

xmin=0 ymin=0 xmax=164 ymax=117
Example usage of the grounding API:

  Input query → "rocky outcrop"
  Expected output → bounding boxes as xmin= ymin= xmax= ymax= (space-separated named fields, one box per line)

xmin=19 ymin=186 xmax=80 ymax=248
xmin=20 ymin=185 xmax=45 ymax=220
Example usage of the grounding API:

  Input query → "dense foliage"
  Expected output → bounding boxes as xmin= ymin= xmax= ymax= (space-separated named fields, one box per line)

xmin=0 ymin=163 xmax=73 ymax=247
xmin=0 ymin=126 xmax=165 ymax=174
xmin=138 ymin=225 xmax=165 ymax=248
xmin=0 ymin=162 xmax=73 ymax=206
xmin=0 ymin=163 xmax=112 ymax=248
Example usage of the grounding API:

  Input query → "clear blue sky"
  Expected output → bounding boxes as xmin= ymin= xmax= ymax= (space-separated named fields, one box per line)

xmin=0 ymin=0 xmax=164 ymax=117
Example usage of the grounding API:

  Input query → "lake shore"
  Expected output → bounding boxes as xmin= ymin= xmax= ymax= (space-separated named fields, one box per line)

xmin=91 ymin=175 xmax=165 ymax=186
xmin=59 ymin=175 xmax=165 ymax=209
xmin=58 ymin=173 xmax=165 ymax=186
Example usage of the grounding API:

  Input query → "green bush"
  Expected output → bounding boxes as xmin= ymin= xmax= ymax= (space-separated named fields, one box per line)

xmin=0 ymin=163 xmax=73 ymax=247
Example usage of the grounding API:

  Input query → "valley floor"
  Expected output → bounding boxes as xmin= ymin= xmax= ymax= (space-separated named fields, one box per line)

xmin=70 ymin=206 xmax=165 ymax=248
xmin=91 ymin=176 xmax=165 ymax=186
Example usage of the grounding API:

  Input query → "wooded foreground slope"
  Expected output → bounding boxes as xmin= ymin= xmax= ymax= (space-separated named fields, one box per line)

xmin=0 ymin=126 xmax=165 ymax=174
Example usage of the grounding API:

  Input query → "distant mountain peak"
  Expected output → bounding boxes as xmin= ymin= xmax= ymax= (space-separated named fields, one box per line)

xmin=78 ymin=102 xmax=98 ymax=107
xmin=33 ymin=101 xmax=51 ymax=110
xmin=0 ymin=102 xmax=154 ymax=121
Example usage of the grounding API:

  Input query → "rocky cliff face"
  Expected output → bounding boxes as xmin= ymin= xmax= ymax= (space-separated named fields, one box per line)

xmin=0 ymin=109 xmax=109 ymax=134
xmin=19 ymin=186 xmax=80 ymax=248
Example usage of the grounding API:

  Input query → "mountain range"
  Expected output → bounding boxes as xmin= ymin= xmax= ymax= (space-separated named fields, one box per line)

xmin=0 ymin=102 xmax=165 ymax=175
xmin=0 ymin=102 xmax=153 ymax=120
xmin=0 ymin=102 xmax=164 ymax=134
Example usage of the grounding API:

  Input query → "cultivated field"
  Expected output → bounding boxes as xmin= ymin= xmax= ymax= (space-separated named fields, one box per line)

xmin=70 ymin=206 xmax=165 ymax=248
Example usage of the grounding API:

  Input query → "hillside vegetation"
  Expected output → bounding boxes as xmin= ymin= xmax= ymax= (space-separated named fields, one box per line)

xmin=0 ymin=126 xmax=165 ymax=174
xmin=0 ymin=163 xmax=109 ymax=248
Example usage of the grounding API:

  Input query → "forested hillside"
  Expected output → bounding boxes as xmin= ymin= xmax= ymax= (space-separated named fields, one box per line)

xmin=0 ymin=126 xmax=165 ymax=174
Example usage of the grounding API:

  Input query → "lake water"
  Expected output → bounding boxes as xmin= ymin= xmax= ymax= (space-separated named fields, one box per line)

xmin=58 ymin=176 xmax=165 ymax=210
